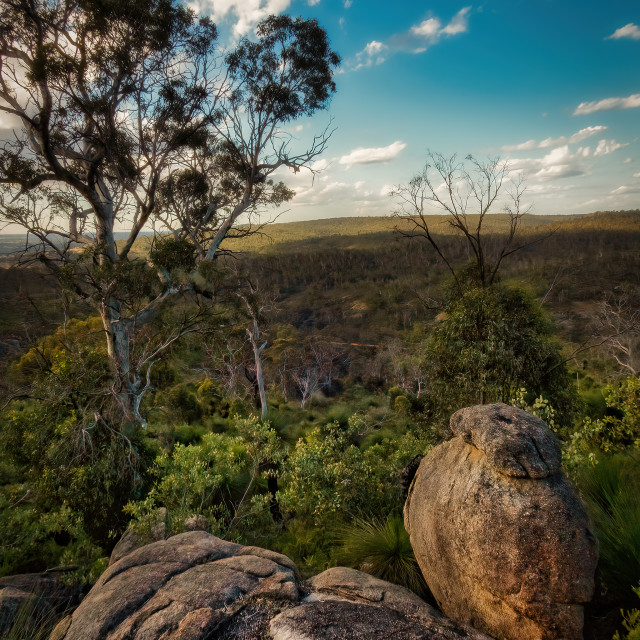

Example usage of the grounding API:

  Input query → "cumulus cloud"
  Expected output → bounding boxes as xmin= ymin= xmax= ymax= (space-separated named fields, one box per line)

xmin=194 ymin=0 xmax=292 ymax=38
xmin=344 ymin=0 xmax=352 ymax=7
xmin=501 ymin=126 xmax=607 ymax=152
xmin=338 ymin=140 xmax=407 ymax=167
xmin=508 ymin=145 xmax=588 ymax=182
xmin=574 ymin=93 xmax=640 ymax=115
xmin=607 ymin=23 xmax=640 ymax=40
xmin=350 ymin=6 xmax=471 ymax=70
xmin=593 ymin=139 xmax=628 ymax=156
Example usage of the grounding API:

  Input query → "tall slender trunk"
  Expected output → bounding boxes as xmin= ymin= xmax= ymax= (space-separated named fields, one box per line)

xmin=247 ymin=318 xmax=268 ymax=418
xmin=101 ymin=308 xmax=143 ymax=430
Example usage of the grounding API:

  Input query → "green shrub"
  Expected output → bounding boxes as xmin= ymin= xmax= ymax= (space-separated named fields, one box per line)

xmin=424 ymin=284 xmax=575 ymax=423
xmin=614 ymin=583 xmax=640 ymax=640
xmin=125 ymin=416 xmax=282 ymax=539
xmin=564 ymin=377 xmax=640 ymax=469
xmin=334 ymin=516 xmax=429 ymax=598
xmin=279 ymin=415 xmax=432 ymax=528
xmin=576 ymin=454 xmax=640 ymax=605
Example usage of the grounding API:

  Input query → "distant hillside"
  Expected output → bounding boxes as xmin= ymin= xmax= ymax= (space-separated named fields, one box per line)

xmin=219 ymin=213 xmax=568 ymax=254
xmin=1 ymin=210 xmax=638 ymax=259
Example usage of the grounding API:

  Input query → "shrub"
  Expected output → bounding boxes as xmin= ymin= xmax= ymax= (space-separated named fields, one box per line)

xmin=614 ymin=583 xmax=640 ymax=640
xmin=334 ymin=515 xmax=429 ymax=598
xmin=576 ymin=454 xmax=640 ymax=605
xmin=424 ymin=284 xmax=575 ymax=423
xmin=278 ymin=415 xmax=432 ymax=528
xmin=563 ymin=377 xmax=640 ymax=470
xmin=125 ymin=416 xmax=282 ymax=539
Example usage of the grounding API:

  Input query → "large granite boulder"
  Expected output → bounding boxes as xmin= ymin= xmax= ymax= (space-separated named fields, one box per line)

xmin=404 ymin=403 xmax=599 ymax=640
xmin=51 ymin=532 xmax=495 ymax=640
xmin=51 ymin=531 xmax=299 ymax=640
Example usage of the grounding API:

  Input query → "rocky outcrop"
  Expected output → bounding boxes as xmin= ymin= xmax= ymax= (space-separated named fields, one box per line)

xmin=404 ymin=403 xmax=599 ymax=640
xmin=108 ymin=507 xmax=169 ymax=566
xmin=52 ymin=533 xmax=494 ymax=640
xmin=52 ymin=531 xmax=299 ymax=640
xmin=0 ymin=571 xmax=80 ymax=635
xmin=272 ymin=567 xmax=494 ymax=640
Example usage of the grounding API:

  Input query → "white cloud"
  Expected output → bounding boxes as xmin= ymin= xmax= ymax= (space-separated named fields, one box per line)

xmin=607 ymin=23 xmax=640 ymax=40
xmin=352 ymin=40 xmax=388 ymax=68
xmin=624 ymin=158 xmax=633 ymax=163
xmin=338 ymin=140 xmax=406 ymax=167
xmin=501 ymin=126 xmax=607 ymax=152
xmin=611 ymin=184 xmax=640 ymax=195
xmin=441 ymin=6 xmax=471 ymax=35
xmin=407 ymin=6 xmax=471 ymax=43
xmin=344 ymin=0 xmax=352 ymax=7
xmin=593 ymin=139 xmax=628 ymax=156
xmin=508 ymin=145 xmax=588 ymax=182
xmin=350 ymin=6 xmax=471 ymax=70
xmin=194 ymin=0 xmax=292 ymax=38
xmin=634 ymin=172 xmax=640 ymax=178
xmin=411 ymin=18 xmax=441 ymax=38
xmin=574 ymin=93 xmax=640 ymax=115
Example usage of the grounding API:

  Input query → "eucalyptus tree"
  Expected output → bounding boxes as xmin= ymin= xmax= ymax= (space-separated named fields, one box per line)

xmin=392 ymin=151 xmax=533 ymax=291
xmin=0 ymin=1 xmax=340 ymax=427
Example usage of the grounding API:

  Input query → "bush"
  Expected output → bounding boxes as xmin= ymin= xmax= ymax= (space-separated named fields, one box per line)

xmin=564 ymin=376 xmax=640 ymax=469
xmin=614 ymin=583 xmax=640 ymax=640
xmin=334 ymin=515 xmax=429 ymax=598
xmin=576 ymin=454 xmax=640 ymax=605
xmin=424 ymin=284 xmax=575 ymax=423
xmin=279 ymin=415 xmax=432 ymax=528
xmin=125 ymin=416 xmax=282 ymax=540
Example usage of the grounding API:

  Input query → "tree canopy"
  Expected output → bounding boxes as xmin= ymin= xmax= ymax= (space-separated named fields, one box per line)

xmin=0 ymin=0 xmax=340 ymax=427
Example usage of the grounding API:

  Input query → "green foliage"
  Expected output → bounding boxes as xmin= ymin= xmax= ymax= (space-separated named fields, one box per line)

xmin=614 ymin=584 xmax=640 ymax=640
xmin=1 ymin=403 xmax=151 ymax=545
xmin=510 ymin=388 xmax=559 ymax=432
xmin=0 ymin=492 xmax=106 ymax=580
xmin=576 ymin=454 xmax=640 ymax=605
xmin=564 ymin=377 xmax=640 ymax=469
xmin=149 ymin=236 xmax=197 ymax=273
xmin=334 ymin=516 xmax=428 ymax=598
xmin=279 ymin=415 xmax=430 ymax=527
xmin=275 ymin=520 xmax=334 ymax=578
xmin=126 ymin=416 xmax=282 ymax=539
xmin=424 ymin=284 xmax=575 ymax=422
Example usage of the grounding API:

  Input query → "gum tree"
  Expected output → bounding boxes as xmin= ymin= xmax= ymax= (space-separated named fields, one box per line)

xmin=392 ymin=151 xmax=533 ymax=291
xmin=0 ymin=1 xmax=340 ymax=427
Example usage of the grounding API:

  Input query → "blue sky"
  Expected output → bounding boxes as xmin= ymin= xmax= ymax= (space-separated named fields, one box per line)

xmin=199 ymin=0 xmax=640 ymax=220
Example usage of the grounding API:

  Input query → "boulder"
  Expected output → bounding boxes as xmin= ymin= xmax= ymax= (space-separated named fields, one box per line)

xmin=273 ymin=566 xmax=494 ymax=640
xmin=0 ymin=571 xmax=79 ymax=635
xmin=109 ymin=507 xmax=169 ymax=566
xmin=54 ymin=531 xmax=300 ymax=640
xmin=54 ymin=532 xmax=494 ymax=640
xmin=404 ymin=403 xmax=599 ymax=640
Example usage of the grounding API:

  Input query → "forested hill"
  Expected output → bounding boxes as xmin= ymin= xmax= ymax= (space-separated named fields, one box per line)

xmin=219 ymin=213 xmax=566 ymax=254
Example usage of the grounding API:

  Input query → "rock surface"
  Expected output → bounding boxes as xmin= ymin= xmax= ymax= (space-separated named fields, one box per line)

xmin=53 ymin=533 xmax=494 ymax=640
xmin=54 ymin=531 xmax=299 ymax=640
xmin=0 ymin=571 xmax=79 ymax=635
xmin=404 ymin=403 xmax=599 ymax=640
xmin=279 ymin=567 xmax=494 ymax=640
